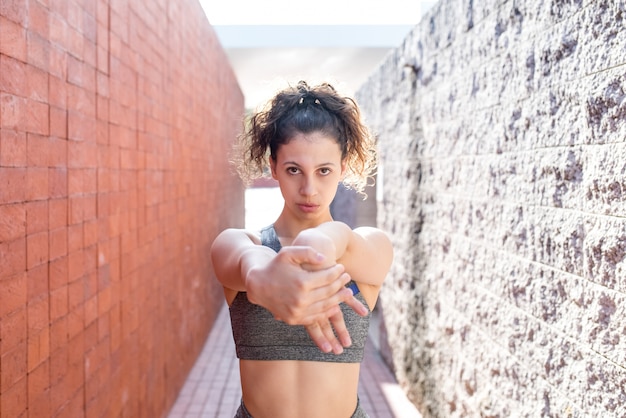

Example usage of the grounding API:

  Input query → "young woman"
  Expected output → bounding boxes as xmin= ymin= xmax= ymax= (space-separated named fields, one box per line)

xmin=210 ymin=81 xmax=393 ymax=418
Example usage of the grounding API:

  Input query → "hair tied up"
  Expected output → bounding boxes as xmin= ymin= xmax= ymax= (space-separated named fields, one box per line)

xmin=298 ymin=94 xmax=321 ymax=106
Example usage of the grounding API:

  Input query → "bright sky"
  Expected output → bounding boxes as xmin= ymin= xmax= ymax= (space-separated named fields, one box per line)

xmin=200 ymin=0 xmax=429 ymax=25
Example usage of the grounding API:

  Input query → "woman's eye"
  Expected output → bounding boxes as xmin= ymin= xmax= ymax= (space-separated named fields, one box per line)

xmin=287 ymin=167 xmax=299 ymax=174
xmin=319 ymin=168 xmax=331 ymax=175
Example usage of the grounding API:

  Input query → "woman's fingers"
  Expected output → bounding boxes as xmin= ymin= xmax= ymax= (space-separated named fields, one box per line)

xmin=328 ymin=311 xmax=351 ymax=348
xmin=305 ymin=319 xmax=345 ymax=354
xmin=305 ymin=322 xmax=334 ymax=353
xmin=343 ymin=295 xmax=369 ymax=317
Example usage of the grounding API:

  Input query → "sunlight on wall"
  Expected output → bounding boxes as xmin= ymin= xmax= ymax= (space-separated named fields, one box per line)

xmin=245 ymin=188 xmax=284 ymax=230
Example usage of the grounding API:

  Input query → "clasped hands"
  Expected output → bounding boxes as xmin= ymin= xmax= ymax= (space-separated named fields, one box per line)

xmin=245 ymin=229 xmax=367 ymax=354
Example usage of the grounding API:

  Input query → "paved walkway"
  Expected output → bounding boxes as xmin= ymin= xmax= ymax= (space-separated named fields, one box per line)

xmin=167 ymin=304 xmax=422 ymax=418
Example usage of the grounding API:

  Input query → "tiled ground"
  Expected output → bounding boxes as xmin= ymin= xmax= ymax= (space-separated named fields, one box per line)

xmin=167 ymin=305 xmax=421 ymax=418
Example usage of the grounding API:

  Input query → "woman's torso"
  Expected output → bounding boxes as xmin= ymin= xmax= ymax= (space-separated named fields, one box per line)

xmin=226 ymin=226 xmax=380 ymax=418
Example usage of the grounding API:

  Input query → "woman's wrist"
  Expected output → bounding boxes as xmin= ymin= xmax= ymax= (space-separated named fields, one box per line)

xmin=314 ymin=221 xmax=351 ymax=260
xmin=293 ymin=228 xmax=336 ymax=270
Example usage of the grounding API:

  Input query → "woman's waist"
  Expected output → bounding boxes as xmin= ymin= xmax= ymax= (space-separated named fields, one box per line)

xmin=240 ymin=360 xmax=360 ymax=417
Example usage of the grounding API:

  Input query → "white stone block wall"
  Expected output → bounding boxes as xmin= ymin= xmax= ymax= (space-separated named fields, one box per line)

xmin=356 ymin=0 xmax=626 ymax=416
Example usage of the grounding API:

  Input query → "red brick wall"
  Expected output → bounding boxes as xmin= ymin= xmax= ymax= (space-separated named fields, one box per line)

xmin=0 ymin=1 xmax=244 ymax=417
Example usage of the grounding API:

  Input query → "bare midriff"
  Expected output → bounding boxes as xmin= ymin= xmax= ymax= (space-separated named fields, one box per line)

xmin=240 ymin=359 xmax=361 ymax=418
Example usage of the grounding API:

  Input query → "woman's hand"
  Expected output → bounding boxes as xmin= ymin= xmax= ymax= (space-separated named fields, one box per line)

xmin=245 ymin=245 xmax=362 ymax=353
xmin=291 ymin=228 xmax=368 ymax=354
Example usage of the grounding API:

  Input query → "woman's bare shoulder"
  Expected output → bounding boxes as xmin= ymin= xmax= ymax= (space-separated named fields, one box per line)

xmin=353 ymin=226 xmax=392 ymax=248
xmin=340 ymin=226 xmax=393 ymax=289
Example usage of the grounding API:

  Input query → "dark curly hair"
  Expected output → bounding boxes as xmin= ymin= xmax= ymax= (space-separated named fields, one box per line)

xmin=232 ymin=81 xmax=377 ymax=194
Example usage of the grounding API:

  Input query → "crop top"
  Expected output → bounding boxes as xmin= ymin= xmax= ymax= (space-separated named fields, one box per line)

xmin=229 ymin=225 xmax=371 ymax=363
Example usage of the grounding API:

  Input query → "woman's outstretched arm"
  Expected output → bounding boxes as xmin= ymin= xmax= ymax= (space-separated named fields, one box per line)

xmin=210 ymin=228 xmax=367 ymax=353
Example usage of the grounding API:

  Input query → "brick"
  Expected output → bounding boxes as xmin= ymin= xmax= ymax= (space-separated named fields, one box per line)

xmin=66 ymin=24 xmax=85 ymax=62
xmin=26 ymin=133 xmax=50 ymax=167
xmin=85 ymin=295 xmax=98 ymax=326
xmin=28 ymin=0 xmax=50 ymax=39
xmin=94 ymin=200 xmax=109 ymax=228
xmin=26 ymin=99 xmax=50 ymax=136
xmin=0 ymin=203 xmax=25 ymax=242
xmin=68 ymin=83 xmax=96 ymax=116
xmin=50 ymin=375 xmax=68 ymax=415
xmin=0 ymin=375 xmax=27 ymax=418
xmin=0 ymin=239 xmax=26 ymax=281
xmin=84 ymin=169 xmax=97 ymax=194
xmin=83 ymin=323 xmax=98 ymax=361
xmin=67 ymin=222 xmax=83 ymax=253
xmin=97 ymin=44 xmax=108 ymax=74
xmin=67 ymin=138 xmax=96 ymax=169
xmin=0 ymin=15 xmax=27 ymax=61
xmin=0 ymin=167 xmax=27 ymax=203
xmin=26 ymin=167 xmax=49 ymax=201
xmin=109 ymin=10 xmax=128 ymax=44
xmin=0 ymin=93 xmax=28 ymax=130
xmin=49 ymin=226 xmax=68 ymax=261
xmin=50 ymin=286 xmax=68 ymax=322
xmin=96 ymin=168 xmax=109 ymax=194
xmin=97 ymin=285 xmax=111 ymax=314
xmin=68 ymin=250 xmax=85 ymax=284
xmin=26 ymin=231 xmax=48 ymax=272
xmin=49 ymin=317 xmax=68 ymax=353
xmin=84 ymin=38 xmax=97 ymax=70
xmin=26 ymin=62 xmax=49 ymax=102
xmin=25 ymin=200 xmax=48 ymax=235
xmin=83 ymin=10 xmax=97 ymax=44
xmin=49 ymin=11 xmax=67 ymax=49
xmin=49 ymin=253 xmax=68 ymax=292
xmin=96 ymin=70 xmax=109 ymax=97
xmin=55 ymin=385 xmax=83 ymax=418
xmin=27 ymin=360 xmax=51 ymax=415
xmin=27 ymin=31 xmax=50 ymax=72
xmin=69 ymin=196 xmax=84 ymax=224
xmin=48 ymin=167 xmax=68 ymax=198
xmin=49 ymin=345 xmax=68 ymax=386
xmin=50 ymin=107 xmax=68 ymax=140
xmin=29 ymin=389 xmax=52 ymax=418
xmin=48 ymin=136 xmax=68 ymax=167
xmin=0 ymin=128 xmax=27 ymax=167
xmin=68 ymin=111 xmax=98 ymax=143
xmin=73 ymin=327 xmax=88 ymax=365
xmin=84 ymin=219 xmax=98 ymax=247
xmin=0 ymin=54 xmax=27 ymax=97
xmin=49 ymin=0 xmax=68 ymax=19
xmin=0 ymin=307 xmax=26 ymax=356
xmin=96 ymin=0 xmax=108 ymax=25
xmin=83 ymin=194 xmax=97 ymax=221
xmin=66 ymin=306 xmax=84 ymax=340
xmin=85 ymin=270 xmax=98 ymax=299
xmin=68 ymin=54 xmax=96 ymax=91
xmin=27 ymin=294 xmax=49 ymax=334
xmin=0 ymin=0 xmax=28 ymax=23
xmin=49 ymin=43 xmax=68 ymax=80
xmin=49 ymin=76 xmax=68 ymax=109
xmin=26 ymin=262 xmax=48 ymax=300
xmin=1 ymin=341 xmax=27 ymax=393
xmin=29 ymin=325 xmax=50 ymax=371
xmin=48 ymin=199 xmax=68 ymax=232
xmin=68 ymin=168 xmax=84 ymax=195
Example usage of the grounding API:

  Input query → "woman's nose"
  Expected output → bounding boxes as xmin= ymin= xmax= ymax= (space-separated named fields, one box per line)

xmin=299 ymin=176 xmax=316 ymax=196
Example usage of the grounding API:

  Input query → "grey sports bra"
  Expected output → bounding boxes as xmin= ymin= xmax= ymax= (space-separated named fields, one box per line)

xmin=229 ymin=225 xmax=371 ymax=363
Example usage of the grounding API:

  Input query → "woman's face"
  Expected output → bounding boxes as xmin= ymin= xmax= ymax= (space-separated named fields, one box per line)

xmin=270 ymin=131 xmax=346 ymax=224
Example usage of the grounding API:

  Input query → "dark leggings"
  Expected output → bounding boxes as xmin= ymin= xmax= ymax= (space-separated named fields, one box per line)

xmin=234 ymin=397 xmax=369 ymax=418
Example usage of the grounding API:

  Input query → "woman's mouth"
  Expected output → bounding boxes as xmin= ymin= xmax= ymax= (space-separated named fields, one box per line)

xmin=297 ymin=203 xmax=319 ymax=213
